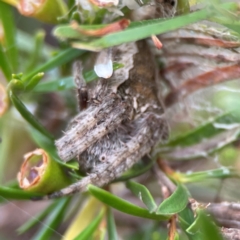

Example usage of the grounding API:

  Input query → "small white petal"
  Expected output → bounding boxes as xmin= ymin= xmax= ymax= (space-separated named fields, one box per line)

xmin=94 ymin=60 xmax=113 ymax=79
xmin=94 ymin=49 xmax=113 ymax=79
xmin=122 ymin=0 xmax=140 ymax=9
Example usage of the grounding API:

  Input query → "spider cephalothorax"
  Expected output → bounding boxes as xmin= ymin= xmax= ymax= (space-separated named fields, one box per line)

xmin=45 ymin=41 xmax=168 ymax=199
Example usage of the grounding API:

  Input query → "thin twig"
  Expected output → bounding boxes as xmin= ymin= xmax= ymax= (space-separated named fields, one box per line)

xmin=155 ymin=159 xmax=176 ymax=194
xmin=155 ymin=159 xmax=177 ymax=240
xmin=168 ymin=214 xmax=177 ymax=240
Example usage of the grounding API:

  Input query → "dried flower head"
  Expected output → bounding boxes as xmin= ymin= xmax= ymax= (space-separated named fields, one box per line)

xmin=17 ymin=0 xmax=67 ymax=24
xmin=18 ymin=149 xmax=70 ymax=193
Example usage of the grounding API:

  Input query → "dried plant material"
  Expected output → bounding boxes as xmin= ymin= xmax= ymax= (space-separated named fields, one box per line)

xmin=165 ymin=64 xmax=240 ymax=107
xmin=18 ymin=149 xmax=69 ymax=193
xmin=168 ymin=215 xmax=177 ymax=240
xmin=208 ymin=202 xmax=240 ymax=228
xmin=157 ymin=126 xmax=240 ymax=161
xmin=159 ymin=23 xmax=240 ymax=106
xmin=71 ymin=19 xmax=130 ymax=37
xmin=43 ymin=41 xmax=168 ymax=199
xmin=18 ymin=0 xmax=43 ymax=15
xmin=151 ymin=35 xmax=163 ymax=49
xmin=221 ymin=227 xmax=240 ymax=240
xmin=17 ymin=0 xmax=67 ymax=24
xmin=18 ymin=149 xmax=46 ymax=189
xmin=190 ymin=198 xmax=210 ymax=214
xmin=94 ymin=48 xmax=113 ymax=78
xmin=89 ymin=0 xmax=119 ymax=7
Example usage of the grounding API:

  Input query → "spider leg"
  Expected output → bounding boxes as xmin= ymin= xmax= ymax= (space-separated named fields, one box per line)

xmin=74 ymin=61 xmax=88 ymax=110
xmin=55 ymin=93 xmax=132 ymax=161
xmin=40 ymin=113 xmax=168 ymax=200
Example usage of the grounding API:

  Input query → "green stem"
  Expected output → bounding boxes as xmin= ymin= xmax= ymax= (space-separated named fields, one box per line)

xmin=9 ymin=91 xmax=54 ymax=140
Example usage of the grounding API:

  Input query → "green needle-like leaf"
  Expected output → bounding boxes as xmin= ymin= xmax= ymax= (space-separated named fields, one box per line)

xmin=9 ymin=91 xmax=54 ymax=140
xmin=68 ymin=2 xmax=237 ymax=51
xmin=73 ymin=209 xmax=105 ymax=240
xmin=0 ymin=186 xmax=43 ymax=200
xmin=17 ymin=30 xmax=54 ymax=59
xmin=53 ymin=18 xmax=165 ymax=40
xmin=25 ymin=72 xmax=45 ymax=91
xmin=107 ymin=207 xmax=118 ymax=240
xmin=17 ymin=201 xmax=59 ymax=234
xmin=0 ymin=1 xmax=18 ymax=71
xmin=32 ymin=198 xmax=71 ymax=240
xmin=158 ymin=125 xmax=240 ymax=161
xmin=165 ymin=112 xmax=240 ymax=148
xmin=25 ymin=30 xmax=46 ymax=73
xmin=0 ymin=43 xmax=12 ymax=81
xmin=177 ymin=167 xmax=239 ymax=183
xmin=23 ymin=48 xmax=85 ymax=82
xmin=157 ymin=184 xmax=189 ymax=215
xmin=88 ymin=185 xmax=169 ymax=220
xmin=34 ymin=76 xmax=74 ymax=93
xmin=126 ymin=181 xmax=157 ymax=213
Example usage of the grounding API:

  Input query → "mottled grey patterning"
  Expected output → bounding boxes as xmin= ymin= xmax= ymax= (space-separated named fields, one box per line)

xmin=45 ymin=41 xmax=168 ymax=199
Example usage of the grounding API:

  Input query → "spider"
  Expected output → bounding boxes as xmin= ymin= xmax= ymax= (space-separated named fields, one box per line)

xmin=41 ymin=40 xmax=169 ymax=199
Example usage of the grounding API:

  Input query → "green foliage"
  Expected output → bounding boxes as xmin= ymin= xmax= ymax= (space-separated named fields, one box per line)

xmin=106 ymin=207 xmax=118 ymax=240
xmin=0 ymin=186 xmax=43 ymax=200
xmin=186 ymin=211 xmax=224 ymax=240
xmin=54 ymin=2 xmax=238 ymax=50
xmin=156 ymin=184 xmax=189 ymax=215
xmin=17 ymin=201 xmax=60 ymax=234
xmin=32 ymin=198 xmax=71 ymax=240
xmin=0 ymin=1 xmax=18 ymax=72
xmin=73 ymin=209 xmax=105 ymax=240
xmin=0 ymin=0 xmax=240 ymax=239
xmin=88 ymin=184 xmax=169 ymax=220
xmin=126 ymin=180 xmax=157 ymax=213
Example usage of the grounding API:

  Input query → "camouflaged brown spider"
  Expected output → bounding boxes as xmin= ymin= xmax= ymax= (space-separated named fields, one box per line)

xmin=43 ymin=40 xmax=168 ymax=199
